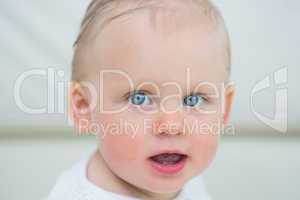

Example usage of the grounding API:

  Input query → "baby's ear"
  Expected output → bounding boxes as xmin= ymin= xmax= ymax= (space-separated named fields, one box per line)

xmin=68 ymin=81 xmax=93 ymax=135
xmin=223 ymin=83 xmax=235 ymax=125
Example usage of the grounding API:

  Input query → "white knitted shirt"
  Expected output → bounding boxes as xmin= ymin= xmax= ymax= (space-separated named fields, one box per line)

xmin=45 ymin=150 xmax=212 ymax=200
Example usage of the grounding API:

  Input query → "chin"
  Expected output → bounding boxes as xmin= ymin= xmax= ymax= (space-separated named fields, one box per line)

xmin=144 ymin=175 xmax=189 ymax=194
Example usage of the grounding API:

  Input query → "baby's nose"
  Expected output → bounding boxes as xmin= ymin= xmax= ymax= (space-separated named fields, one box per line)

xmin=153 ymin=111 xmax=185 ymax=136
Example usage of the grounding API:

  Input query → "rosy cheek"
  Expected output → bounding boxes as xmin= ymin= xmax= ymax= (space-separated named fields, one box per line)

xmin=187 ymin=115 xmax=219 ymax=169
xmin=191 ymin=134 xmax=219 ymax=169
xmin=101 ymin=134 xmax=142 ymax=162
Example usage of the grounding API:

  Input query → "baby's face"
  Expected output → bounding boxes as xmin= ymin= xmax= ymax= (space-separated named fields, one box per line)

xmin=74 ymin=12 xmax=233 ymax=196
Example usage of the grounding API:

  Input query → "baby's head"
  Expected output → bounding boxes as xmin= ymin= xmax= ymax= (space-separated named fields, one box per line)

xmin=70 ymin=0 xmax=234 ymax=199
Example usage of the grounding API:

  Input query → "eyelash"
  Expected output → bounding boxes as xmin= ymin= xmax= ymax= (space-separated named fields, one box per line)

xmin=125 ymin=90 xmax=208 ymax=106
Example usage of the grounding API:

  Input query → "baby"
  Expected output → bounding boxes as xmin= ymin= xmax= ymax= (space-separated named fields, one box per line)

xmin=47 ymin=0 xmax=234 ymax=199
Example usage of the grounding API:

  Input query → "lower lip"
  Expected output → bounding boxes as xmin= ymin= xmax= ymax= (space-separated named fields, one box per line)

xmin=148 ymin=157 xmax=187 ymax=175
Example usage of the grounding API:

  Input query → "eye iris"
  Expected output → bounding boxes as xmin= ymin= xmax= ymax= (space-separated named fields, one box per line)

xmin=184 ymin=95 xmax=203 ymax=107
xmin=131 ymin=93 xmax=146 ymax=105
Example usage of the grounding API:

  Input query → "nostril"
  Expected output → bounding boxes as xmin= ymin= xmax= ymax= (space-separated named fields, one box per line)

xmin=156 ymin=130 xmax=182 ymax=136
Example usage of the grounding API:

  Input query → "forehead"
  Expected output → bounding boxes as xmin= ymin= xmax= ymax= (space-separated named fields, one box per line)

xmin=82 ymin=10 xmax=227 ymax=91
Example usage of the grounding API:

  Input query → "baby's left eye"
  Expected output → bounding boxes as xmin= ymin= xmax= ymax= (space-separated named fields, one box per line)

xmin=183 ymin=94 xmax=206 ymax=107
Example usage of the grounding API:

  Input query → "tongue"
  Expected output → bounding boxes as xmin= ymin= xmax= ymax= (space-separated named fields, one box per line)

xmin=150 ymin=153 xmax=185 ymax=165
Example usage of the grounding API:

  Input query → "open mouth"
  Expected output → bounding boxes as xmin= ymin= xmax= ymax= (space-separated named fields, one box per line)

xmin=149 ymin=153 xmax=187 ymax=165
xmin=148 ymin=153 xmax=188 ymax=174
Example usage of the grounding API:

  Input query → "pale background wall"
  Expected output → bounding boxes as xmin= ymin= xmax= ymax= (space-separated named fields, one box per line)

xmin=0 ymin=0 xmax=299 ymax=128
xmin=0 ymin=0 xmax=299 ymax=200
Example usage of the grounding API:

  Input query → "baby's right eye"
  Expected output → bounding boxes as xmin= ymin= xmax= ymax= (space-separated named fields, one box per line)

xmin=128 ymin=91 xmax=152 ymax=106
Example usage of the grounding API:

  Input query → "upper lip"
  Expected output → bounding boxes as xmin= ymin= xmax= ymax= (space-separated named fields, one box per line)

xmin=148 ymin=149 xmax=188 ymax=158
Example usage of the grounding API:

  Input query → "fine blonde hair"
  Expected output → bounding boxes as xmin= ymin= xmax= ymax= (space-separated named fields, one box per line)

xmin=71 ymin=0 xmax=231 ymax=82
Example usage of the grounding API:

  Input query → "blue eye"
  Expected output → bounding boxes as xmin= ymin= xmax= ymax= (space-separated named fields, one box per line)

xmin=128 ymin=91 xmax=151 ymax=105
xmin=183 ymin=94 xmax=206 ymax=107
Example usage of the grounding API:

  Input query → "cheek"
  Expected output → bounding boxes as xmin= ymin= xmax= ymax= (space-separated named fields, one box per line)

xmin=192 ymin=133 xmax=219 ymax=158
xmin=186 ymin=115 xmax=221 ymax=172
xmin=101 ymin=134 xmax=142 ymax=163
xmin=94 ymin=113 xmax=145 ymax=165
xmin=189 ymin=134 xmax=219 ymax=173
xmin=186 ymin=112 xmax=223 ymax=136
